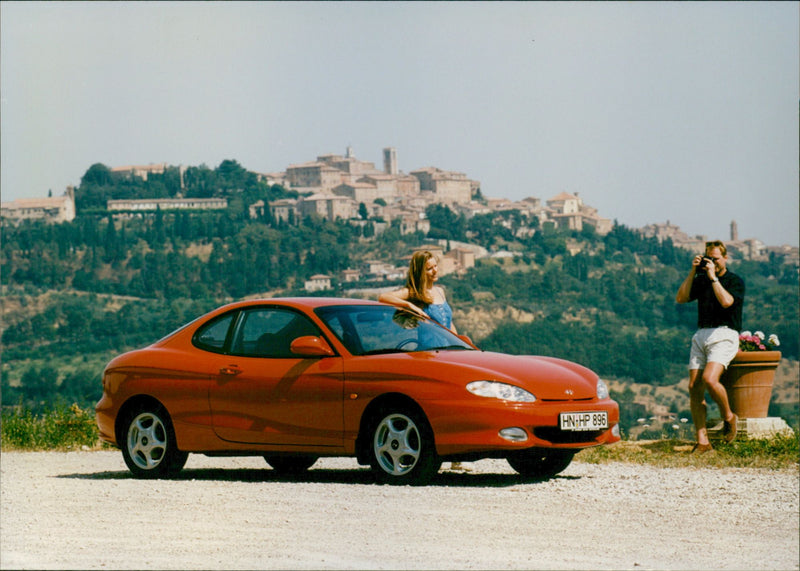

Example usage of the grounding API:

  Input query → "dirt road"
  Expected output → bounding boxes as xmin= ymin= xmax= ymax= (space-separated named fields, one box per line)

xmin=1 ymin=451 xmax=798 ymax=570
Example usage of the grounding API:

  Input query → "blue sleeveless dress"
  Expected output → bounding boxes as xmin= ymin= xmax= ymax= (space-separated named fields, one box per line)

xmin=423 ymin=301 xmax=453 ymax=329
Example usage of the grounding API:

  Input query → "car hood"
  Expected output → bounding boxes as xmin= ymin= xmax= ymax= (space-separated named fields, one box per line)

xmin=414 ymin=350 xmax=599 ymax=400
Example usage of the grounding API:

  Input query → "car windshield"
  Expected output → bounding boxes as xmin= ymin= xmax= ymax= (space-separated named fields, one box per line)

xmin=315 ymin=305 xmax=474 ymax=356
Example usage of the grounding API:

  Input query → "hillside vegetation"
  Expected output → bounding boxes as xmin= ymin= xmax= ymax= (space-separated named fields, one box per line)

xmin=2 ymin=161 xmax=798 ymax=435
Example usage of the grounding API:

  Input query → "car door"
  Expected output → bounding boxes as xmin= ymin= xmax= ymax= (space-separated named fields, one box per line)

xmin=208 ymin=306 xmax=344 ymax=447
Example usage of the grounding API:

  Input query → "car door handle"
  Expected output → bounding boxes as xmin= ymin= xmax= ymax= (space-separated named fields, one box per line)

xmin=219 ymin=366 xmax=242 ymax=376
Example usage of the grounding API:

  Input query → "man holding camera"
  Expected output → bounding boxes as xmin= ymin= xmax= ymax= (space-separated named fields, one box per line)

xmin=676 ymin=240 xmax=745 ymax=452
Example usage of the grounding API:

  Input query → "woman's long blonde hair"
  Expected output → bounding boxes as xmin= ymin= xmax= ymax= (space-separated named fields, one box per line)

xmin=406 ymin=250 xmax=435 ymax=305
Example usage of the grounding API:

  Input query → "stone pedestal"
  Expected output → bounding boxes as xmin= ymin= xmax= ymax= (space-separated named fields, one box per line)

xmin=708 ymin=416 xmax=794 ymax=441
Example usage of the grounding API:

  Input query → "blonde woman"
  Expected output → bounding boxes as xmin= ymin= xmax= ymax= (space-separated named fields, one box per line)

xmin=379 ymin=250 xmax=457 ymax=334
xmin=380 ymin=250 xmax=466 ymax=472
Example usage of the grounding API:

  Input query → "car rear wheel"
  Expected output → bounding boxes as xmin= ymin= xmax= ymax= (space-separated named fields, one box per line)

xmin=264 ymin=456 xmax=318 ymax=474
xmin=121 ymin=405 xmax=188 ymax=479
xmin=507 ymin=448 xmax=575 ymax=480
xmin=368 ymin=408 xmax=440 ymax=485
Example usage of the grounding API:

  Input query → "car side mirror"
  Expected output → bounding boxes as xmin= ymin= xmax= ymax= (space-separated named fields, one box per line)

xmin=290 ymin=336 xmax=335 ymax=357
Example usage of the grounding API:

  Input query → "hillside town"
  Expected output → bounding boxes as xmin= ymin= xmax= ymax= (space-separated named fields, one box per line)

xmin=3 ymin=146 xmax=798 ymax=288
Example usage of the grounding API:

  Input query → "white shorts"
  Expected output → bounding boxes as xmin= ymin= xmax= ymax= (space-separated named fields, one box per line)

xmin=689 ymin=327 xmax=739 ymax=370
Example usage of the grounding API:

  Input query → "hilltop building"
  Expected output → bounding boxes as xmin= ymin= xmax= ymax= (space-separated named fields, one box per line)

xmin=279 ymin=148 xmax=613 ymax=238
xmin=641 ymin=220 xmax=714 ymax=255
xmin=107 ymin=197 xmax=228 ymax=213
xmin=410 ymin=167 xmax=474 ymax=205
xmin=640 ymin=219 xmax=799 ymax=264
xmin=278 ymin=147 xmax=481 ymax=225
xmin=110 ymin=163 xmax=187 ymax=189
xmin=263 ymin=145 xmax=614 ymax=243
xmin=297 ymin=192 xmax=352 ymax=221
xmin=545 ymin=192 xmax=612 ymax=234
xmin=111 ymin=163 xmax=166 ymax=180
xmin=1 ymin=187 xmax=76 ymax=224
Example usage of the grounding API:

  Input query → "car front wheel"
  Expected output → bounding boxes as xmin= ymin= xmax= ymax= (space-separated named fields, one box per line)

xmin=507 ymin=448 xmax=575 ymax=480
xmin=368 ymin=408 xmax=440 ymax=485
xmin=121 ymin=405 xmax=188 ymax=479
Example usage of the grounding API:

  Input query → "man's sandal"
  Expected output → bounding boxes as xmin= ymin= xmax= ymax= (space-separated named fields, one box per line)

xmin=692 ymin=443 xmax=714 ymax=453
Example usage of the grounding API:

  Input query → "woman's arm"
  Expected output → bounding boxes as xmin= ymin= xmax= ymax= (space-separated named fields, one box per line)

xmin=379 ymin=288 xmax=427 ymax=317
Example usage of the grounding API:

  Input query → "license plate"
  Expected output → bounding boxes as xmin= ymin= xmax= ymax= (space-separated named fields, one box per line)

xmin=560 ymin=411 xmax=609 ymax=431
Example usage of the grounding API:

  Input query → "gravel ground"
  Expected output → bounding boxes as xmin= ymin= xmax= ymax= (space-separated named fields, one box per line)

xmin=1 ymin=451 xmax=798 ymax=570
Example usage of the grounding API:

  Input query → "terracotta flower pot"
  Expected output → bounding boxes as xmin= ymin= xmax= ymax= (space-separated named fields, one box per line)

xmin=721 ymin=351 xmax=781 ymax=418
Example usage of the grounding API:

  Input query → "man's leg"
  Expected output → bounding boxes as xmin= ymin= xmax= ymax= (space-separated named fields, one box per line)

xmin=703 ymin=362 xmax=737 ymax=441
xmin=688 ymin=368 xmax=710 ymax=446
xmin=703 ymin=362 xmax=735 ymax=421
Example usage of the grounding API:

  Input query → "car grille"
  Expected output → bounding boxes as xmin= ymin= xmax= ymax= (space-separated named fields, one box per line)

xmin=533 ymin=427 xmax=605 ymax=444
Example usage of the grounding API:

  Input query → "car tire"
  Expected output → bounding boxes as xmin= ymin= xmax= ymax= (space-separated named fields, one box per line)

xmin=507 ymin=448 xmax=575 ymax=480
xmin=121 ymin=404 xmax=188 ymax=479
xmin=368 ymin=407 xmax=440 ymax=485
xmin=264 ymin=456 xmax=318 ymax=474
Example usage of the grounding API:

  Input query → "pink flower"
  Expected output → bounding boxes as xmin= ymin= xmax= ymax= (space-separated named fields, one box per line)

xmin=739 ymin=329 xmax=780 ymax=351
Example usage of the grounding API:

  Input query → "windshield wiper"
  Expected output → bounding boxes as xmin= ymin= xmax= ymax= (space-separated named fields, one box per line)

xmin=427 ymin=344 xmax=472 ymax=351
xmin=362 ymin=348 xmax=403 ymax=356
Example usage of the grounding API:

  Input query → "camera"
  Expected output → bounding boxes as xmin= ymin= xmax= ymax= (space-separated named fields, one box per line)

xmin=697 ymin=257 xmax=712 ymax=271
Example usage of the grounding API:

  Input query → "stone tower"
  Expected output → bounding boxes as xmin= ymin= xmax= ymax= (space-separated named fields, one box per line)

xmin=731 ymin=220 xmax=738 ymax=242
xmin=383 ymin=147 xmax=398 ymax=175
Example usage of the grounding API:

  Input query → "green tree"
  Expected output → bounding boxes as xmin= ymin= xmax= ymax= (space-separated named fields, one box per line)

xmin=426 ymin=204 xmax=466 ymax=241
xmin=80 ymin=163 xmax=113 ymax=187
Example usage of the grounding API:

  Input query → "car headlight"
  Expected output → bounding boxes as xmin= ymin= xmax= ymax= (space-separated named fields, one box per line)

xmin=466 ymin=381 xmax=536 ymax=403
xmin=597 ymin=378 xmax=610 ymax=400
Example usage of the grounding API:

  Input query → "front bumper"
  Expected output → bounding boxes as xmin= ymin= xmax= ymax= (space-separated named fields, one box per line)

xmin=426 ymin=398 xmax=621 ymax=456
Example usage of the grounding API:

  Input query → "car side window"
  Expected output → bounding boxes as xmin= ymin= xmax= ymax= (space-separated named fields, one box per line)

xmin=193 ymin=312 xmax=236 ymax=353
xmin=231 ymin=307 xmax=321 ymax=358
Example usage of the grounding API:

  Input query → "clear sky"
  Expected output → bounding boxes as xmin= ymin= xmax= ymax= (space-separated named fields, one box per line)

xmin=2 ymin=1 xmax=798 ymax=247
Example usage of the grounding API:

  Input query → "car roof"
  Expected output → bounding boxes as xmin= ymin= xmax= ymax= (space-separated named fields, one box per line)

xmin=218 ymin=297 xmax=384 ymax=311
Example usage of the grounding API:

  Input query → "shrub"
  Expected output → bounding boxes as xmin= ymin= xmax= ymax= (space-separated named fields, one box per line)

xmin=1 ymin=404 xmax=103 ymax=450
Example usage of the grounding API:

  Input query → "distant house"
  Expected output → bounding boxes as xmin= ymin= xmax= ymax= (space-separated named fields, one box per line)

xmin=361 ymin=260 xmax=406 ymax=282
xmin=546 ymin=192 xmax=611 ymax=235
xmin=547 ymin=192 xmax=582 ymax=214
xmin=453 ymin=201 xmax=492 ymax=219
xmin=286 ymin=162 xmax=345 ymax=191
xmin=1 ymin=187 xmax=76 ymax=224
xmin=270 ymin=198 xmax=299 ymax=223
xmin=332 ymin=181 xmax=381 ymax=204
xmin=249 ymin=200 xmax=266 ymax=219
xmin=298 ymin=193 xmax=355 ymax=221
xmin=340 ymin=269 xmax=362 ymax=283
xmin=304 ymin=274 xmax=332 ymax=292
xmin=410 ymin=167 xmax=474 ymax=205
xmin=485 ymin=197 xmax=514 ymax=211
xmin=110 ymin=163 xmax=168 ymax=181
xmin=446 ymin=248 xmax=476 ymax=273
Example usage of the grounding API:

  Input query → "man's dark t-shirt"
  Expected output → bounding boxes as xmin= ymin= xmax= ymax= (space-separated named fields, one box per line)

xmin=689 ymin=271 xmax=745 ymax=331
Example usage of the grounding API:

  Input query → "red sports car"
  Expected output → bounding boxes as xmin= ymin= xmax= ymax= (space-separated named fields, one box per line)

xmin=96 ymin=297 xmax=620 ymax=484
